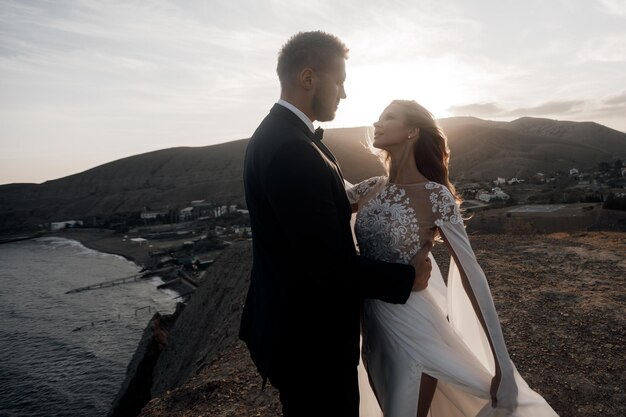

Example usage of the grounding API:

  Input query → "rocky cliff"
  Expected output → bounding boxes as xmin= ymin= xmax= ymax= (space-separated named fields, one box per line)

xmin=107 ymin=240 xmax=254 ymax=416
xmin=108 ymin=306 xmax=184 ymax=417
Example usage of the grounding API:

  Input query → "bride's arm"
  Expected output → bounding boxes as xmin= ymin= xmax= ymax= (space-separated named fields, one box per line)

xmin=439 ymin=229 xmax=508 ymax=407
xmin=429 ymin=184 xmax=518 ymax=410
xmin=343 ymin=180 xmax=358 ymax=213
xmin=344 ymin=177 xmax=382 ymax=213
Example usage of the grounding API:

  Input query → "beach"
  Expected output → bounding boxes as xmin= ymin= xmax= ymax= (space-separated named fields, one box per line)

xmin=50 ymin=228 xmax=153 ymax=267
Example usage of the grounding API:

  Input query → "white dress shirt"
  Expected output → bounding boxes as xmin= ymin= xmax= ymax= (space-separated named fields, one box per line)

xmin=276 ymin=99 xmax=315 ymax=134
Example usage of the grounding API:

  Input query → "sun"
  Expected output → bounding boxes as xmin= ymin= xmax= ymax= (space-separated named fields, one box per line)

xmin=325 ymin=55 xmax=472 ymax=129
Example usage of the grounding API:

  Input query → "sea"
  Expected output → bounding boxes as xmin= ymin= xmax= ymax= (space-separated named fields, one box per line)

xmin=0 ymin=237 xmax=180 ymax=417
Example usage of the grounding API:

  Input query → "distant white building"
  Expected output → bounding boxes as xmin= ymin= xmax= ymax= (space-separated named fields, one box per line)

xmin=180 ymin=207 xmax=194 ymax=221
xmin=50 ymin=220 xmax=83 ymax=231
xmin=476 ymin=187 xmax=510 ymax=202
xmin=492 ymin=187 xmax=510 ymax=200
xmin=494 ymin=177 xmax=506 ymax=186
xmin=233 ymin=226 xmax=252 ymax=235
xmin=140 ymin=211 xmax=167 ymax=220
xmin=569 ymin=168 xmax=579 ymax=176
xmin=507 ymin=177 xmax=521 ymax=185
xmin=214 ymin=204 xmax=239 ymax=217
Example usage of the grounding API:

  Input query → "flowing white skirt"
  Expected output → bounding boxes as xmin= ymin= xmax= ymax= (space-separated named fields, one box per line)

xmin=357 ymin=254 xmax=559 ymax=417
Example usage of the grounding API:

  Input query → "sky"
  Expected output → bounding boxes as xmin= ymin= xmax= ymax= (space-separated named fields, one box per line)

xmin=1 ymin=0 xmax=625 ymax=185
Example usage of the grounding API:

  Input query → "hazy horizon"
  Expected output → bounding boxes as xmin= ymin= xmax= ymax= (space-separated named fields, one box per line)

xmin=1 ymin=0 xmax=625 ymax=185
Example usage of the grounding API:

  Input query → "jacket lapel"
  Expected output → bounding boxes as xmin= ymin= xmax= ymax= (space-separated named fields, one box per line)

xmin=270 ymin=104 xmax=345 ymax=183
xmin=310 ymin=139 xmax=345 ymax=183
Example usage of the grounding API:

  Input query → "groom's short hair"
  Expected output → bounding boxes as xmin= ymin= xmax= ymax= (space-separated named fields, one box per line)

xmin=277 ymin=31 xmax=349 ymax=88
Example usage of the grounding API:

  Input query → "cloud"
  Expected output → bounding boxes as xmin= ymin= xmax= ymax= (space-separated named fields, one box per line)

xmin=447 ymin=100 xmax=586 ymax=118
xmin=503 ymin=100 xmax=586 ymax=116
xmin=596 ymin=0 xmax=626 ymax=16
xmin=604 ymin=91 xmax=626 ymax=105
xmin=447 ymin=103 xmax=505 ymax=117
xmin=579 ymin=35 xmax=626 ymax=62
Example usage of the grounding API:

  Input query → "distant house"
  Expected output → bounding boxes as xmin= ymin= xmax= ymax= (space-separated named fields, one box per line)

xmin=621 ymin=167 xmax=626 ymax=177
xmin=507 ymin=177 xmax=521 ymax=185
xmin=233 ymin=226 xmax=252 ymax=236
xmin=569 ymin=168 xmax=579 ymax=176
xmin=475 ymin=187 xmax=510 ymax=202
xmin=140 ymin=211 xmax=167 ymax=220
xmin=189 ymin=200 xmax=215 ymax=217
xmin=476 ymin=189 xmax=492 ymax=202
xmin=214 ymin=204 xmax=239 ymax=217
xmin=130 ymin=237 xmax=148 ymax=246
xmin=493 ymin=177 xmax=506 ymax=186
xmin=50 ymin=220 xmax=83 ymax=231
xmin=179 ymin=207 xmax=194 ymax=221
xmin=492 ymin=187 xmax=510 ymax=200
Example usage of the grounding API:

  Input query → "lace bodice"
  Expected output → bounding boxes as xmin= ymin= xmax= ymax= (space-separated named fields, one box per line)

xmin=348 ymin=176 xmax=462 ymax=264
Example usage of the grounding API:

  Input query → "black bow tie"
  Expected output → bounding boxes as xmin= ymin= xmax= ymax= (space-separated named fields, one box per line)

xmin=313 ymin=127 xmax=324 ymax=141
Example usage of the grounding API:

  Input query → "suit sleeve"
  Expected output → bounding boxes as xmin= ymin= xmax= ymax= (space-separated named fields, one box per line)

xmin=264 ymin=140 xmax=414 ymax=304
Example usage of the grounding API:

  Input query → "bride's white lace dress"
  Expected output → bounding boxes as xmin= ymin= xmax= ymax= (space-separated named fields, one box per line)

xmin=346 ymin=177 xmax=558 ymax=417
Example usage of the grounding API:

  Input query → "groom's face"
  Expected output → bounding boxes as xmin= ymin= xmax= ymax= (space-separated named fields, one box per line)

xmin=312 ymin=57 xmax=346 ymax=122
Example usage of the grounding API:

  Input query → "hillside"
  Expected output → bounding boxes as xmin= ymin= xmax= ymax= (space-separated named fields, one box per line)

xmin=1 ymin=117 xmax=624 ymax=232
xmin=437 ymin=117 xmax=625 ymax=180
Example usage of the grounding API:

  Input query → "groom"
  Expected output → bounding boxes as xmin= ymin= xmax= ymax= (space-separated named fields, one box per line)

xmin=239 ymin=31 xmax=433 ymax=417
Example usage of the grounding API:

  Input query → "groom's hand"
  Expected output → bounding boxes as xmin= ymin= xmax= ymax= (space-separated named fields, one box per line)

xmin=410 ymin=241 xmax=433 ymax=291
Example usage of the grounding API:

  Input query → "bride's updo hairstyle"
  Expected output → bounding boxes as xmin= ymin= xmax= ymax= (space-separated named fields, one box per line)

xmin=379 ymin=99 xmax=462 ymax=205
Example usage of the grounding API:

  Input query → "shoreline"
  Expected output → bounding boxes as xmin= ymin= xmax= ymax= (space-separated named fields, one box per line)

xmin=48 ymin=228 xmax=152 ymax=267
xmin=47 ymin=228 xmax=191 ymax=298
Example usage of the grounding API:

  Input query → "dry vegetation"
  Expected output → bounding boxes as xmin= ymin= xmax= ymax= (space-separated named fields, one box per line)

xmin=139 ymin=231 xmax=625 ymax=417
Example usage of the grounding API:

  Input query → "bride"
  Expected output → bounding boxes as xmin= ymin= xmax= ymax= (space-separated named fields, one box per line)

xmin=346 ymin=100 xmax=558 ymax=417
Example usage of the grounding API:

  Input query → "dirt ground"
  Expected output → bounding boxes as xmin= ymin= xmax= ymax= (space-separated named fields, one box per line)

xmin=139 ymin=231 xmax=625 ymax=417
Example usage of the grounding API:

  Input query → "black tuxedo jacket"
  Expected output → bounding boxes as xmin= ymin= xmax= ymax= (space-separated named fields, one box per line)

xmin=239 ymin=103 xmax=414 ymax=384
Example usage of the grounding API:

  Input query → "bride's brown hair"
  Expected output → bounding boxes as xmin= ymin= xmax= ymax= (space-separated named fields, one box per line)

xmin=378 ymin=99 xmax=462 ymax=204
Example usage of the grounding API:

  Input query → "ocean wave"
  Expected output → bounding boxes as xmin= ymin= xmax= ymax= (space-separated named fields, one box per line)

xmin=35 ymin=237 xmax=138 ymax=268
xmin=147 ymin=276 xmax=182 ymax=300
xmin=0 ymin=239 xmax=179 ymax=417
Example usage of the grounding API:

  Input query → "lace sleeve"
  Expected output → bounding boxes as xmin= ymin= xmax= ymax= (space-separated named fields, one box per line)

xmin=345 ymin=176 xmax=384 ymax=206
xmin=425 ymin=182 xmax=463 ymax=227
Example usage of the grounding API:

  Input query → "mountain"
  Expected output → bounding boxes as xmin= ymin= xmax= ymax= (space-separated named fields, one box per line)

xmin=1 ymin=117 xmax=624 ymax=232
xmin=436 ymin=116 xmax=625 ymax=180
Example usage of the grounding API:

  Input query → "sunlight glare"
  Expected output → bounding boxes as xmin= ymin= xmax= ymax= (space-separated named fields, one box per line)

xmin=326 ymin=55 xmax=471 ymax=129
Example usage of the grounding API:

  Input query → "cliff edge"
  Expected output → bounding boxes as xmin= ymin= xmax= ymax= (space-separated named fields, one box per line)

xmin=108 ymin=240 xmax=263 ymax=416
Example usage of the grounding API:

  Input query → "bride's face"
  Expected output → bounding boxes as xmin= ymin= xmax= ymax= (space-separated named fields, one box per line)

xmin=372 ymin=103 xmax=413 ymax=150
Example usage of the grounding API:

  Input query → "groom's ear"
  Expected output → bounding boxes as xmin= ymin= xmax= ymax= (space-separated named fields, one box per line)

xmin=298 ymin=67 xmax=315 ymax=90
